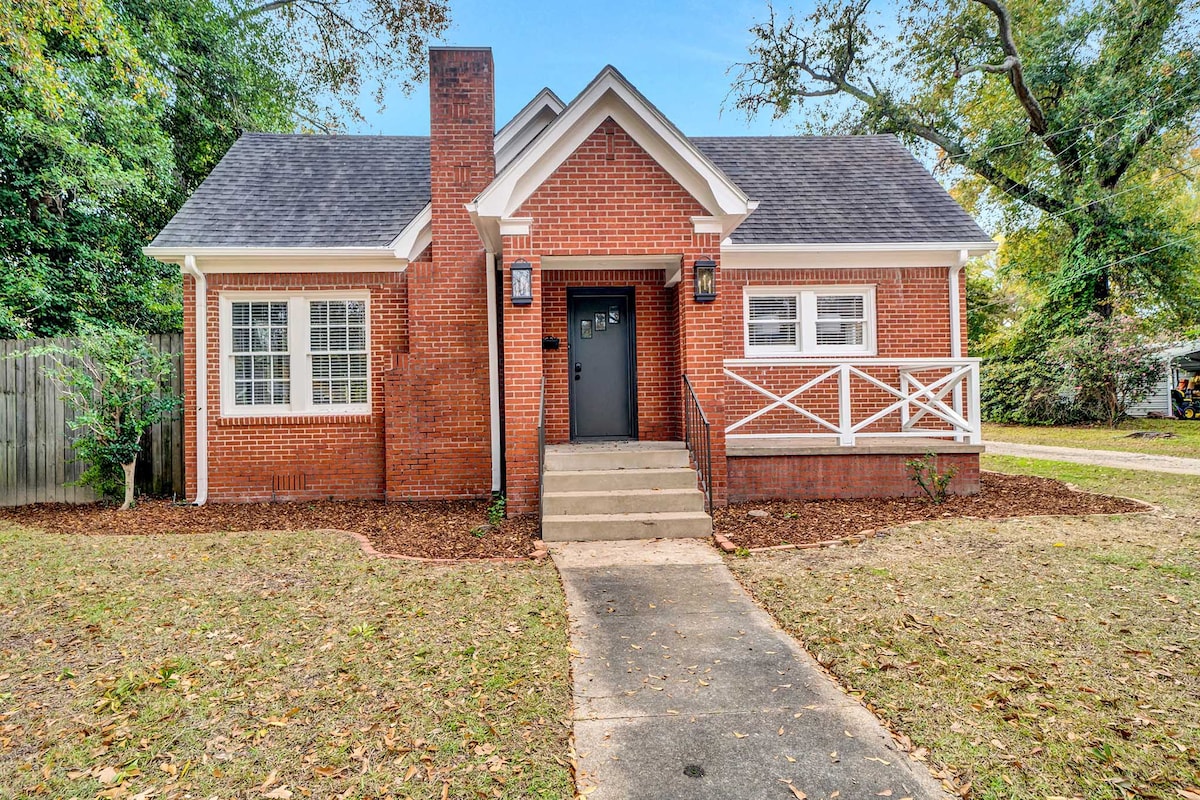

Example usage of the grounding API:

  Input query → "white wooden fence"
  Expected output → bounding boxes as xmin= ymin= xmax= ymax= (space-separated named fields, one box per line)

xmin=0 ymin=334 xmax=184 ymax=506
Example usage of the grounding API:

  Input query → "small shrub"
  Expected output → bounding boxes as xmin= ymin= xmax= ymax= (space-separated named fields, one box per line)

xmin=22 ymin=325 xmax=179 ymax=508
xmin=486 ymin=494 xmax=506 ymax=525
xmin=734 ymin=546 xmax=751 ymax=558
xmin=905 ymin=450 xmax=958 ymax=504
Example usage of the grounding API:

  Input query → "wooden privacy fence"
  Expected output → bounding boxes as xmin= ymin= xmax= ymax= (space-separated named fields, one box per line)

xmin=0 ymin=334 xmax=185 ymax=506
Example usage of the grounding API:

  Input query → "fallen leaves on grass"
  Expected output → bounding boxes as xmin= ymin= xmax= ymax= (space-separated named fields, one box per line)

xmin=717 ymin=472 xmax=1145 ymax=548
xmin=732 ymin=506 xmax=1200 ymax=799
xmin=0 ymin=498 xmax=541 ymax=559
xmin=0 ymin=528 xmax=572 ymax=798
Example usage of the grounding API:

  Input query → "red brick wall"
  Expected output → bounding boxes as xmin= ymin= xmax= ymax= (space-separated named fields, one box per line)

xmin=541 ymin=269 xmax=679 ymax=444
xmin=385 ymin=47 xmax=495 ymax=501
xmin=728 ymin=452 xmax=980 ymax=502
xmin=516 ymin=118 xmax=708 ymax=255
xmin=193 ymin=270 xmax=407 ymax=503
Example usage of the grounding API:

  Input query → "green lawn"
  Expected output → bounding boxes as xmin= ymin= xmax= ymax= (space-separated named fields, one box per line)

xmin=0 ymin=527 xmax=572 ymax=799
xmin=731 ymin=460 xmax=1200 ymax=799
xmin=984 ymin=418 xmax=1200 ymax=458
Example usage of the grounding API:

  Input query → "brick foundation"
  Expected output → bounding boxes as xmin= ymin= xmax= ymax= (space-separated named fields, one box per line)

xmin=727 ymin=452 xmax=981 ymax=502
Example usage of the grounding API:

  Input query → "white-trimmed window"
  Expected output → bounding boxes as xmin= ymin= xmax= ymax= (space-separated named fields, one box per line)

xmin=744 ymin=287 xmax=875 ymax=357
xmin=220 ymin=292 xmax=370 ymax=416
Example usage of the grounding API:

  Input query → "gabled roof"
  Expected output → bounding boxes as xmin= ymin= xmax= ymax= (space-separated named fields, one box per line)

xmin=693 ymin=136 xmax=991 ymax=246
xmin=149 ymin=133 xmax=429 ymax=249
xmin=469 ymin=65 xmax=755 ymax=244
xmin=147 ymin=81 xmax=994 ymax=253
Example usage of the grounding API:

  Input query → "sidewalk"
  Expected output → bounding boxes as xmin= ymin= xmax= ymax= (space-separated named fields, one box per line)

xmin=985 ymin=440 xmax=1200 ymax=475
xmin=552 ymin=539 xmax=947 ymax=800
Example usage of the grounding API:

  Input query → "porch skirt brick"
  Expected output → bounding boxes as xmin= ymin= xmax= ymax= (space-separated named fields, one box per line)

xmin=726 ymin=453 xmax=981 ymax=502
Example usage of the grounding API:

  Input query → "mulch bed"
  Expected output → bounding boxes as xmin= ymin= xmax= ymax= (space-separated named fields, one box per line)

xmin=715 ymin=472 xmax=1148 ymax=549
xmin=0 ymin=498 xmax=542 ymax=560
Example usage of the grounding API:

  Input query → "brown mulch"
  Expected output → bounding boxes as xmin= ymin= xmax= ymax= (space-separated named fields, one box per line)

xmin=715 ymin=472 xmax=1149 ymax=549
xmin=0 ymin=498 xmax=542 ymax=560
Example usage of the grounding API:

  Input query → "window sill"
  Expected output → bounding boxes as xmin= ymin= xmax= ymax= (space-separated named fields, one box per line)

xmin=217 ymin=411 xmax=373 ymax=427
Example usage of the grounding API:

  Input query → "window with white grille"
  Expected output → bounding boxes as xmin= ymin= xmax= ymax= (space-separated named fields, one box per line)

xmin=231 ymin=301 xmax=290 ymax=406
xmin=310 ymin=300 xmax=368 ymax=405
xmin=814 ymin=294 xmax=866 ymax=348
xmin=221 ymin=293 xmax=370 ymax=416
xmin=744 ymin=287 xmax=875 ymax=356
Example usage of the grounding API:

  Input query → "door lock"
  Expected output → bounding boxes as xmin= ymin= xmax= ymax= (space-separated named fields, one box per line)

xmin=574 ymin=362 xmax=582 ymax=380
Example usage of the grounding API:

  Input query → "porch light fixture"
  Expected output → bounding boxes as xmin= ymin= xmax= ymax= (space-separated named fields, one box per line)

xmin=510 ymin=259 xmax=533 ymax=306
xmin=694 ymin=258 xmax=717 ymax=303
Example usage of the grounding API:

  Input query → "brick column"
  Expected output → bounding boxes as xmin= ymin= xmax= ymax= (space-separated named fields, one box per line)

xmin=676 ymin=235 xmax=727 ymax=506
xmin=501 ymin=237 xmax=542 ymax=515
xmin=385 ymin=47 xmax=495 ymax=500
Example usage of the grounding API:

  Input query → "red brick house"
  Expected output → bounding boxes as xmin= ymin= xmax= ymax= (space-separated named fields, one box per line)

xmin=145 ymin=47 xmax=994 ymax=539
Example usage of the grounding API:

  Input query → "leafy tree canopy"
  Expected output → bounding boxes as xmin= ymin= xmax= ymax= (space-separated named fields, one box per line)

xmin=733 ymin=0 xmax=1200 ymax=332
xmin=0 ymin=0 xmax=448 ymax=338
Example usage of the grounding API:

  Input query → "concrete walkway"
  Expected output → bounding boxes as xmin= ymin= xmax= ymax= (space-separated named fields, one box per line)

xmin=552 ymin=539 xmax=947 ymax=800
xmin=985 ymin=440 xmax=1200 ymax=475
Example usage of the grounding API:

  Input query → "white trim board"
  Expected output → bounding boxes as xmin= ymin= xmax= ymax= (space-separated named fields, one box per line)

xmin=721 ymin=244 xmax=995 ymax=270
xmin=494 ymin=88 xmax=566 ymax=172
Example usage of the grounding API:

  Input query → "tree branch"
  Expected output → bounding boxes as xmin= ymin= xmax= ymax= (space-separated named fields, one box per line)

xmin=969 ymin=0 xmax=1047 ymax=134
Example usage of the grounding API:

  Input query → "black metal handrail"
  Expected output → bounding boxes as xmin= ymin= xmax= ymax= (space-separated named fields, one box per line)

xmin=681 ymin=374 xmax=713 ymax=515
xmin=537 ymin=376 xmax=546 ymax=519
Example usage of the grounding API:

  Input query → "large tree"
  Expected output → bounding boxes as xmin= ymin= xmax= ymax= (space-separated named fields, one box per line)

xmin=733 ymin=0 xmax=1200 ymax=330
xmin=0 ymin=0 xmax=448 ymax=338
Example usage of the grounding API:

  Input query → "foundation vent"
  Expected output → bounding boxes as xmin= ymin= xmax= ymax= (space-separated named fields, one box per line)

xmin=271 ymin=474 xmax=308 ymax=496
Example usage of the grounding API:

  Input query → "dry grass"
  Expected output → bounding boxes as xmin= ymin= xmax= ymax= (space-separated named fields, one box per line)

xmin=984 ymin=419 xmax=1200 ymax=459
xmin=731 ymin=463 xmax=1200 ymax=799
xmin=0 ymin=527 xmax=572 ymax=799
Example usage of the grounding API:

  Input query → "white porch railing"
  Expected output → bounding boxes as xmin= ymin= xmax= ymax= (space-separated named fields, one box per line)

xmin=723 ymin=358 xmax=982 ymax=446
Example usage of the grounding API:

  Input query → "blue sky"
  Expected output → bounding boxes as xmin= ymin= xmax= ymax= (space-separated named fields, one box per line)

xmin=349 ymin=0 xmax=808 ymax=137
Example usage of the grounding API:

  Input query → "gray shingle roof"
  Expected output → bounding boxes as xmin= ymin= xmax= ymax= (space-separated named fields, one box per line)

xmin=150 ymin=131 xmax=990 ymax=249
xmin=692 ymin=135 xmax=991 ymax=245
xmin=150 ymin=133 xmax=430 ymax=248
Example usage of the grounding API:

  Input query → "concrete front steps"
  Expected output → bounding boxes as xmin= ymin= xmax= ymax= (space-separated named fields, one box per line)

xmin=541 ymin=441 xmax=712 ymax=542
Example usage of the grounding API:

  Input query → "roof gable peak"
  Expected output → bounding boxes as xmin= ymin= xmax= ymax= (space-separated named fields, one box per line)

xmin=468 ymin=64 xmax=755 ymax=249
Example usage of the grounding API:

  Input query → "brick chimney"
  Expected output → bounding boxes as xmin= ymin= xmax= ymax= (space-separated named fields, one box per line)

xmin=385 ymin=47 xmax=496 ymax=501
xmin=429 ymin=47 xmax=495 ymax=253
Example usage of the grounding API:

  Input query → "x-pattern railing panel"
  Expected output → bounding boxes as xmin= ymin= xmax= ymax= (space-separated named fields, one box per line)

xmin=723 ymin=359 xmax=981 ymax=445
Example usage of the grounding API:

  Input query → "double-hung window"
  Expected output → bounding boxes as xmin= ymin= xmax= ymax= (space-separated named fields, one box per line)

xmin=744 ymin=286 xmax=875 ymax=357
xmin=221 ymin=293 xmax=370 ymax=416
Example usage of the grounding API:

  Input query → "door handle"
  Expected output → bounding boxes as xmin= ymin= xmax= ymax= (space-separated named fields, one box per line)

xmin=574 ymin=362 xmax=581 ymax=381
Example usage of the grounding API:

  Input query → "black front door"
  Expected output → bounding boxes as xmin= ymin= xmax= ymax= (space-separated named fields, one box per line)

xmin=568 ymin=290 xmax=635 ymax=440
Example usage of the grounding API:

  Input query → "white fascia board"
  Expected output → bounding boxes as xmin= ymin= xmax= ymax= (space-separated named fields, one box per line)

xmin=388 ymin=203 xmax=432 ymax=262
xmin=473 ymin=66 xmax=752 ymax=222
xmin=147 ymin=245 xmax=402 ymax=260
xmin=155 ymin=250 xmax=409 ymax=274
xmin=722 ymin=241 xmax=998 ymax=270
xmin=722 ymin=241 xmax=998 ymax=253
xmin=494 ymin=88 xmax=566 ymax=171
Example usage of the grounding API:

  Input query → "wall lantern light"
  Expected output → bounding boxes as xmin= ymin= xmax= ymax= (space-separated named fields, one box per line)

xmin=694 ymin=258 xmax=717 ymax=303
xmin=511 ymin=259 xmax=533 ymax=306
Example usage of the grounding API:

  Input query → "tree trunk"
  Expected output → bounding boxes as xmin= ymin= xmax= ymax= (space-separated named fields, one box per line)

xmin=120 ymin=459 xmax=137 ymax=510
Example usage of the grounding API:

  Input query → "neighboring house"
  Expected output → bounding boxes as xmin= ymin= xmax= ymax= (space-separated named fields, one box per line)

xmin=1127 ymin=340 xmax=1200 ymax=417
xmin=145 ymin=47 xmax=995 ymax=533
